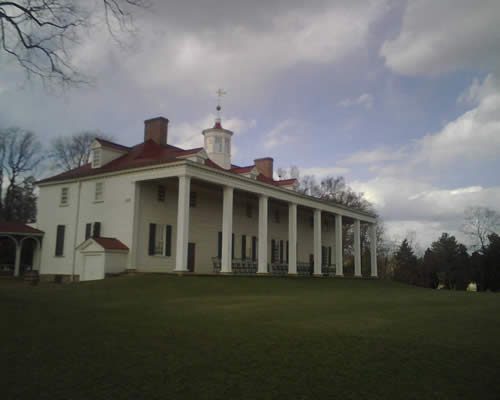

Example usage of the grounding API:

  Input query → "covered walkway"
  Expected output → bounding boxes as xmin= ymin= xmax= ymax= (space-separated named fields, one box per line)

xmin=0 ymin=222 xmax=44 ymax=277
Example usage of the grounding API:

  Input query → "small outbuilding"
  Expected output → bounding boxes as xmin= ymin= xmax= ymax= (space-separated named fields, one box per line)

xmin=76 ymin=237 xmax=129 ymax=281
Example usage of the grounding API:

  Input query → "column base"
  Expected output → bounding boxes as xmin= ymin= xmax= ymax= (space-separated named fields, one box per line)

xmin=257 ymin=271 xmax=268 ymax=275
xmin=335 ymin=274 xmax=344 ymax=277
xmin=313 ymin=273 xmax=324 ymax=277
xmin=287 ymin=272 xmax=298 ymax=276
xmin=354 ymin=274 xmax=362 ymax=278
xmin=219 ymin=271 xmax=233 ymax=275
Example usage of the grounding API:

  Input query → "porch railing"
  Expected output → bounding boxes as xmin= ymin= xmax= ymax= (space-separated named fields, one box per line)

xmin=211 ymin=257 xmax=336 ymax=276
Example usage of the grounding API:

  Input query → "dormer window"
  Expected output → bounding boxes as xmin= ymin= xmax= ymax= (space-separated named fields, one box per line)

xmin=92 ymin=148 xmax=101 ymax=168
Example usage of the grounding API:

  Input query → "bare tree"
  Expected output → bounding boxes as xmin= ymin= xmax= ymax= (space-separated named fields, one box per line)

xmin=0 ymin=0 xmax=148 ymax=86
xmin=0 ymin=127 xmax=43 ymax=221
xmin=463 ymin=206 xmax=500 ymax=251
xmin=49 ymin=130 xmax=111 ymax=171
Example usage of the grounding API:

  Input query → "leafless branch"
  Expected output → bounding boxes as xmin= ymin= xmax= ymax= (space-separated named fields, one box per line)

xmin=0 ymin=0 xmax=149 ymax=87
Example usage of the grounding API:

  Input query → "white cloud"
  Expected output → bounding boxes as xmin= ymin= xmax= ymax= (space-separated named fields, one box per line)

xmin=299 ymin=166 xmax=351 ymax=180
xmin=263 ymin=119 xmax=302 ymax=149
xmin=122 ymin=1 xmax=389 ymax=92
xmin=380 ymin=0 xmax=500 ymax=76
xmin=339 ymin=93 xmax=374 ymax=109
xmin=416 ymin=77 xmax=500 ymax=165
xmin=340 ymin=147 xmax=405 ymax=164
xmin=341 ymin=75 xmax=500 ymax=169
xmin=351 ymin=176 xmax=500 ymax=248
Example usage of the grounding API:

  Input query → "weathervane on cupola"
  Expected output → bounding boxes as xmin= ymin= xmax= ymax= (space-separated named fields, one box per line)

xmin=202 ymin=87 xmax=234 ymax=170
xmin=215 ymin=88 xmax=226 ymax=128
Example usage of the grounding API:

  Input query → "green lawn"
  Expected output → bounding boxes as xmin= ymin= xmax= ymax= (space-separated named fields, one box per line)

xmin=2 ymin=275 xmax=500 ymax=400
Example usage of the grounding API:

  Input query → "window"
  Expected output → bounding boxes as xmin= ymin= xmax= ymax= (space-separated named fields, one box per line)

xmin=274 ymin=209 xmax=280 ymax=223
xmin=158 ymin=185 xmax=166 ymax=202
xmin=95 ymin=182 xmax=104 ymax=202
xmin=271 ymin=239 xmax=278 ymax=263
xmin=148 ymin=223 xmax=172 ymax=256
xmin=232 ymin=233 xmax=235 ymax=259
xmin=279 ymin=240 xmax=284 ymax=264
xmin=215 ymin=136 xmax=223 ymax=152
xmin=92 ymin=149 xmax=101 ymax=168
xmin=190 ymin=192 xmax=197 ymax=208
xmin=218 ymin=232 xmax=222 ymax=259
xmin=225 ymin=138 xmax=230 ymax=154
xmin=85 ymin=223 xmax=92 ymax=240
xmin=286 ymin=240 xmax=289 ymax=264
xmin=322 ymin=246 xmax=328 ymax=266
xmin=246 ymin=202 xmax=252 ymax=218
xmin=93 ymin=222 xmax=101 ymax=238
xmin=252 ymin=236 xmax=257 ymax=262
xmin=60 ymin=187 xmax=69 ymax=206
xmin=55 ymin=225 xmax=65 ymax=256
xmin=328 ymin=247 xmax=332 ymax=266
xmin=241 ymin=235 xmax=247 ymax=260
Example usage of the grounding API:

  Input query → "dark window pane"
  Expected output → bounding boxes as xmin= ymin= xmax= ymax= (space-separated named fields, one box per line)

xmin=148 ymin=224 xmax=156 ymax=256
xmin=55 ymin=225 xmax=65 ymax=256
xmin=85 ymin=223 xmax=92 ymax=240
xmin=241 ymin=235 xmax=246 ymax=260
xmin=165 ymin=225 xmax=172 ymax=256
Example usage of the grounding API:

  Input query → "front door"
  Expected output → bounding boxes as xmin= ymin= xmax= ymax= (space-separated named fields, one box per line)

xmin=188 ymin=243 xmax=195 ymax=272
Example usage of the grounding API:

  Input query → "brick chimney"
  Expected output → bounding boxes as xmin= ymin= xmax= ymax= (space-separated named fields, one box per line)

xmin=144 ymin=117 xmax=169 ymax=145
xmin=254 ymin=157 xmax=274 ymax=179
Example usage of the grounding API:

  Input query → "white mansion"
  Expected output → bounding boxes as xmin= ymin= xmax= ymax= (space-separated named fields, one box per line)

xmin=35 ymin=114 xmax=378 ymax=281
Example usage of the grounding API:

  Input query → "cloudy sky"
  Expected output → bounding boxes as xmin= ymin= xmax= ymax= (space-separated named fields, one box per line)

xmin=1 ymin=0 xmax=500 ymax=249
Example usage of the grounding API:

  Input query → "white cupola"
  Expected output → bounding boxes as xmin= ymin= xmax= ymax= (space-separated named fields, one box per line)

xmin=202 ymin=89 xmax=233 ymax=170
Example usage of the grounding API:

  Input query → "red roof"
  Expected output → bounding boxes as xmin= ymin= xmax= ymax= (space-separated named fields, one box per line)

xmin=0 ymin=222 xmax=44 ymax=235
xmin=92 ymin=237 xmax=129 ymax=250
xmin=230 ymin=165 xmax=255 ymax=173
xmin=96 ymin=138 xmax=131 ymax=152
xmin=276 ymin=179 xmax=297 ymax=186
xmin=36 ymin=138 xmax=297 ymax=188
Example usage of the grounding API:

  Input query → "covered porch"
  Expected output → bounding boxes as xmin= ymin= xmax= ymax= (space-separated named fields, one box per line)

xmin=0 ymin=222 xmax=43 ymax=278
xmin=129 ymin=162 xmax=378 ymax=277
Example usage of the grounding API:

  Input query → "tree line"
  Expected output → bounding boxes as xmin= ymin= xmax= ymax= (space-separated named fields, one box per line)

xmin=389 ymin=206 xmax=500 ymax=292
xmin=282 ymin=168 xmax=500 ymax=291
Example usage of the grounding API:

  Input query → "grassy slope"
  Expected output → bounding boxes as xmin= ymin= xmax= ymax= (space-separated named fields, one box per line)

xmin=2 ymin=275 xmax=500 ymax=400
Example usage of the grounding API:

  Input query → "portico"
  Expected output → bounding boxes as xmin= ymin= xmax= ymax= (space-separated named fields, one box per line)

xmin=133 ymin=161 xmax=377 ymax=277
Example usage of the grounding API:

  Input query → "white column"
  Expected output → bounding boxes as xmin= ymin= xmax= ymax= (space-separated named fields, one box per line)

xmin=221 ymin=186 xmax=234 ymax=273
xmin=288 ymin=203 xmax=297 ymax=275
xmin=354 ymin=219 xmax=361 ymax=277
xmin=335 ymin=215 xmax=343 ymax=276
xmin=257 ymin=195 xmax=268 ymax=274
xmin=175 ymin=175 xmax=191 ymax=272
xmin=313 ymin=209 xmax=322 ymax=276
xmin=370 ymin=224 xmax=378 ymax=277
xmin=128 ymin=181 xmax=141 ymax=270
xmin=13 ymin=241 xmax=21 ymax=277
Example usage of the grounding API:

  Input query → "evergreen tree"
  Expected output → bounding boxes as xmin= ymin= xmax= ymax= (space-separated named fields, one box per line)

xmin=393 ymin=239 xmax=418 ymax=285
